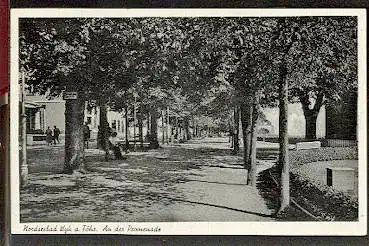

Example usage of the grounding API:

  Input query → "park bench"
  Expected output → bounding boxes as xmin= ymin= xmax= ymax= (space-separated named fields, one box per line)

xmin=114 ymin=139 xmax=150 ymax=148
xmin=26 ymin=134 xmax=47 ymax=145
xmin=295 ymin=141 xmax=321 ymax=151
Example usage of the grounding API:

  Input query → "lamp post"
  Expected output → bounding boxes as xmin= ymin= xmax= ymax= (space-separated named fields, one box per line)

xmin=20 ymin=69 xmax=28 ymax=187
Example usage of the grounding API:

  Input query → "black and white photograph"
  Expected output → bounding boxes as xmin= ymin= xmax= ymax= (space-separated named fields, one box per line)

xmin=10 ymin=9 xmax=366 ymax=235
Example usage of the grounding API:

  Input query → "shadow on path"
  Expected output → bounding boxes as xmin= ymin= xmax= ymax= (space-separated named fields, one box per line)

xmin=186 ymin=179 xmax=246 ymax=186
xmin=158 ymin=195 xmax=273 ymax=218
xmin=197 ymin=164 xmax=244 ymax=169
xmin=256 ymin=169 xmax=280 ymax=213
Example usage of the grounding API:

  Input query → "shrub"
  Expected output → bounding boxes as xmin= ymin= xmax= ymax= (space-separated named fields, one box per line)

xmin=290 ymin=171 xmax=358 ymax=221
xmin=289 ymin=147 xmax=358 ymax=168
xmin=267 ymin=147 xmax=358 ymax=221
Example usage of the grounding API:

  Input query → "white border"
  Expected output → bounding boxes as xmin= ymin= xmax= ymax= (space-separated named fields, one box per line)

xmin=10 ymin=8 xmax=367 ymax=235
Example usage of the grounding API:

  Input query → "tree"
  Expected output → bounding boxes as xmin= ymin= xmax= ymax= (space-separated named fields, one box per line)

xmin=233 ymin=105 xmax=240 ymax=153
xmin=271 ymin=17 xmax=300 ymax=212
xmin=20 ymin=18 xmax=137 ymax=171
xmin=20 ymin=19 xmax=93 ymax=173
xmin=208 ymin=18 xmax=276 ymax=185
xmin=288 ymin=17 xmax=357 ymax=139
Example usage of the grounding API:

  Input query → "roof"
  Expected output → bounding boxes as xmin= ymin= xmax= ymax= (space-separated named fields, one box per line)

xmin=26 ymin=94 xmax=65 ymax=104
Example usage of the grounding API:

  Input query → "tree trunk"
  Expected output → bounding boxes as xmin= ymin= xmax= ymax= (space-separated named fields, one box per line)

xmin=240 ymin=98 xmax=253 ymax=174
xmin=278 ymin=62 xmax=290 ymax=213
xmin=133 ymin=100 xmax=137 ymax=151
xmin=299 ymin=87 xmax=324 ymax=140
xmin=175 ymin=117 xmax=178 ymax=142
xmin=146 ymin=112 xmax=150 ymax=141
xmin=248 ymin=96 xmax=259 ymax=187
xmin=149 ymin=109 xmax=159 ymax=149
xmin=166 ymin=107 xmax=170 ymax=144
xmin=99 ymin=104 xmax=110 ymax=161
xmin=184 ymin=118 xmax=191 ymax=141
xmin=171 ymin=120 xmax=175 ymax=143
xmin=229 ymin=124 xmax=234 ymax=148
xmin=191 ymin=116 xmax=195 ymax=139
xmin=161 ymin=110 xmax=165 ymax=144
xmin=179 ymin=125 xmax=182 ymax=141
xmin=305 ymin=112 xmax=318 ymax=140
xmin=64 ymin=97 xmax=85 ymax=173
xmin=233 ymin=105 xmax=240 ymax=154
xmin=125 ymin=106 xmax=130 ymax=150
xmin=138 ymin=112 xmax=143 ymax=149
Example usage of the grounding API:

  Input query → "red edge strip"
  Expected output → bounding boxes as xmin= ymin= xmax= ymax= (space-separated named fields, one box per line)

xmin=0 ymin=0 xmax=8 ymax=97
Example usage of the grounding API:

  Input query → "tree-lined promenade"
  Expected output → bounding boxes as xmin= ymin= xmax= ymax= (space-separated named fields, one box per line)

xmin=20 ymin=17 xmax=357 ymax=214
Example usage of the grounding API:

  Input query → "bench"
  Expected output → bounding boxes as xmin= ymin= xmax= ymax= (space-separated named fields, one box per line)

xmin=26 ymin=134 xmax=47 ymax=145
xmin=114 ymin=139 xmax=150 ymax=147
xmin=295 ymin=141 xmax=321 ymax=151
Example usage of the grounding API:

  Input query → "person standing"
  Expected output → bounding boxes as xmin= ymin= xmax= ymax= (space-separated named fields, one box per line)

xmin=97 ymin=126 xmax=102 ymax=149
xmin=53 ymin=125 xmax=60 ymax=144
xmin=45 ymin=126 xmax=53 ymax=146
xmin=83 ymin=122 xmax=91 ymax=149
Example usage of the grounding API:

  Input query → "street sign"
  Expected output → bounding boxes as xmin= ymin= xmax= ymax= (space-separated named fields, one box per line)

xmin=63 ymin=92 xmax=78 ymax=100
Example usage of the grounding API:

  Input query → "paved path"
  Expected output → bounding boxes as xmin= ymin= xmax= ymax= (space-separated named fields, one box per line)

xmin=21 ymin=137 xmax=276 ymax=222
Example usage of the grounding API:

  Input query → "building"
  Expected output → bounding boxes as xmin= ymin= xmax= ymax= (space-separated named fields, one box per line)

xmin=24 ymin=93 xmax=132 ymax=145
xmin=25 ymin=95 xmax=65 ymax=134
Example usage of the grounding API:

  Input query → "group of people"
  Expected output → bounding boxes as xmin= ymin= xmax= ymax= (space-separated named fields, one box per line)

xmin=45 ymin=123 xmax=90 ymax=147
xmin=45 ymin=125 xmax=60 ymax=146
xmin=45 ymin=123 xmax=125 ymax=160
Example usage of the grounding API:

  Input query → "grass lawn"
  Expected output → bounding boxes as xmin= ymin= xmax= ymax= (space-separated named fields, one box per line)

xmin=293 ymin=160 xmax=358 ymax=199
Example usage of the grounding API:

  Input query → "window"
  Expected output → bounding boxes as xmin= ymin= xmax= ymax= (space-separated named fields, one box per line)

xmin=112 ymin=120 xmax=117 ymax=130
xmin=117 ymin=120 xmax=121 ymax=131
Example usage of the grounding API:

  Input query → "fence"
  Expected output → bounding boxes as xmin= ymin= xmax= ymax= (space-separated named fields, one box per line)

xmin=322 ymin=139 xmax=357 ymax=148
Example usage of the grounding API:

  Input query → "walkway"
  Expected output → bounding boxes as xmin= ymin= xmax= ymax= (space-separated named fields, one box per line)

xmin=21 ymin=137 xmax=276 ymax=222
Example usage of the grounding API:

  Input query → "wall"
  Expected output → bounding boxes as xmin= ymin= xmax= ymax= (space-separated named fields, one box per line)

xmin=42 ymin=101 xmax=66 ymax=133
xmin=262 ymin=103 xmax=326 ymax=138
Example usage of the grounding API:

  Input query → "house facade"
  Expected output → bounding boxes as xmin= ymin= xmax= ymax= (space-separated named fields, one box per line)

xmin=24 ymin=93 xmax=133 ymax=144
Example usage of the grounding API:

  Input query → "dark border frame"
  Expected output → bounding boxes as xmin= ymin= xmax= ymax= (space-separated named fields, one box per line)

xmin=5 ymin=1 xmax=369 ymax=245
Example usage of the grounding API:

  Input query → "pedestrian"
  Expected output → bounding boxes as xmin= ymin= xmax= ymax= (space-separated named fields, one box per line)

xmin=97 ymin=126 xmax=102 ymax=149
xmin=53 ymin=125 xmax=60 ymax=144
xmin=83 ymin=122 xmax=90 ymax=149
xmin=109 ymin=132 xmax=126 ymax=160
xmin=45 ymin=126 xmax=53 ymax=146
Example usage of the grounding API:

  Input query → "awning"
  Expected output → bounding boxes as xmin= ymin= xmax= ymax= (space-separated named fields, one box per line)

xmin=25 ymin=101 xmax=44 ymax=109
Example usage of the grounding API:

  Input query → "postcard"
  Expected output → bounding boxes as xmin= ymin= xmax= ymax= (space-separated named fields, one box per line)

xmin=9 ymin=8 xmax=367 ymax=235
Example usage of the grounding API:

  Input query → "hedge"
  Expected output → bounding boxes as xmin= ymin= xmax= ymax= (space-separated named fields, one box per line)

xmin=285 ymin=146 xmax=358 ymax=221
xmin=290 ymin=171 xmax=358 ymax=221
xmin=289 ymin=147 xmax=358 ymax=168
